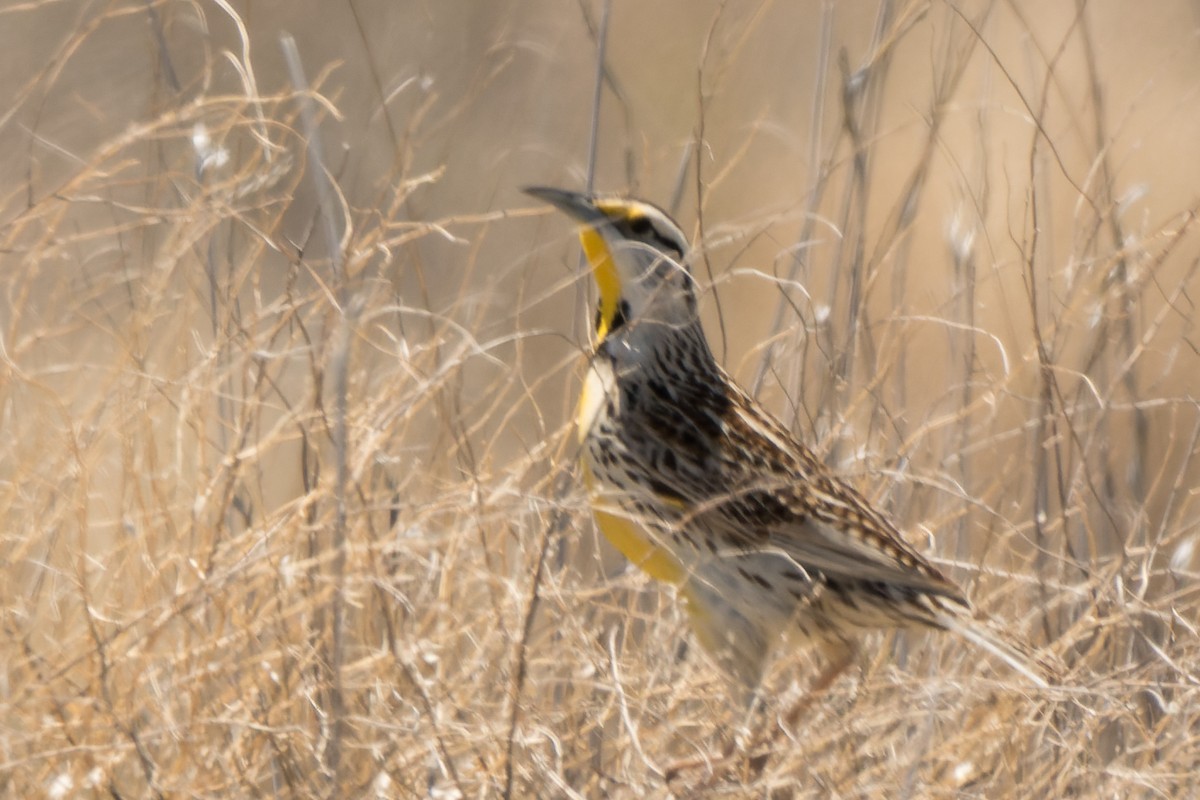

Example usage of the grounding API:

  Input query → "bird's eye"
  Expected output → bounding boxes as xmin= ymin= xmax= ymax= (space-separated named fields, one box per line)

xmin=628 ymin=216 xmax=651 ymax=235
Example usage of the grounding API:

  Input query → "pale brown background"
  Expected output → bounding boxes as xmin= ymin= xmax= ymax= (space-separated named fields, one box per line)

xmin=2 ymin=1 xmax=1198 ymax=797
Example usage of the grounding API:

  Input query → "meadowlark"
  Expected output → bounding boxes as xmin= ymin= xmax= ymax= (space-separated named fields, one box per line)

xmin=525 ymin=185 xmax=1052 ymax=691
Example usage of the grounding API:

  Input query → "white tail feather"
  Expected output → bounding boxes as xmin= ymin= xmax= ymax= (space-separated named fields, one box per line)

xmin=934 ymin=611 xmax=1053 ymax=689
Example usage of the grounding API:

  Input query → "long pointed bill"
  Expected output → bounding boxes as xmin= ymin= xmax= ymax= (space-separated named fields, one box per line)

xmin=522 ymin=186 xmax=608 ymax=226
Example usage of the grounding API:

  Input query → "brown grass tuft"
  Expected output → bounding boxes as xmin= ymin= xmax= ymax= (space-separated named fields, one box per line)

xmin=3 ymin=1 xmax=1199 ymax=797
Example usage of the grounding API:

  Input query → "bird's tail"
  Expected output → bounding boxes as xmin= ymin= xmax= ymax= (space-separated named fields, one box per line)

xmin=928 ymin=599 xmax=1061 ymax=688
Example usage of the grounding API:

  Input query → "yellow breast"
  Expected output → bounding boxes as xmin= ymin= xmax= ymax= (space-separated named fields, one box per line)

xmin=576 ymin=360 xmax=685 ymax=585
xmin=579 ymin=462 xmax=686 ymax=585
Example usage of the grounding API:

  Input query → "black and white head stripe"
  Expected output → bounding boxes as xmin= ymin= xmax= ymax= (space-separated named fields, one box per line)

xmin=596 ymin=199 xmax=690 ymax=264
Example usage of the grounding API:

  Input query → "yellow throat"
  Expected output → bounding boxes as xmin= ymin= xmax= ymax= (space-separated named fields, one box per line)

xmin=579 ymin=228 xmax=623 ymax=342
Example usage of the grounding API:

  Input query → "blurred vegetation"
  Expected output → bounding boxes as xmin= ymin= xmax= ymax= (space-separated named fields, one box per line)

xmin=2 ymin=0 xmax=1199 ymax=797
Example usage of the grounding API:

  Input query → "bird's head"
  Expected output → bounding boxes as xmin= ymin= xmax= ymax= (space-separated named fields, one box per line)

xmin=525 ymin=186 xmax=699 ymax=344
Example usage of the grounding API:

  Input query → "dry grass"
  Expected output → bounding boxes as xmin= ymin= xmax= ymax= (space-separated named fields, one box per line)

xmin=3 ymin=1 xmax=1200 ymax=797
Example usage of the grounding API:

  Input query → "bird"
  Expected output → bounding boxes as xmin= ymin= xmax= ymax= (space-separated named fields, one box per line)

xmin=524 ymin=185 xmax=1053 ymax=693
